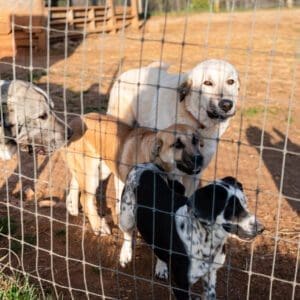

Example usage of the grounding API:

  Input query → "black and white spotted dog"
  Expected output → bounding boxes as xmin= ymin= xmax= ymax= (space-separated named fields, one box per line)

xmin=119 ymin=163 xmax=264 ymax=300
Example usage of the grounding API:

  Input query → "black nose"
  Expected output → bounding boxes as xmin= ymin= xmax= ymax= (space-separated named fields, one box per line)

xmin=67 ymin=127 xmax=73 ymax=140
xmin=256 ymin=222 xmax=265 ymax=234
xmin=219 ymin=99 xmax=233 ymax=112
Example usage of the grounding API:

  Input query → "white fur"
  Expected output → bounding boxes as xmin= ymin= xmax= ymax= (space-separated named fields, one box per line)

xmin=108 ymin=59 xmax=239 ymax=195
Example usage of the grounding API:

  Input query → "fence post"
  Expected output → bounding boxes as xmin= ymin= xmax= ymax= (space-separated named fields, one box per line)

xmin=107 ymin=0 xmax=117 ymax=33
xmin=131 ymin=0 xmax=139 ymax=29
xmin=214 ymin=0 xmax=220 ymax=13
xmin=286 ymin=0 xmax=293 ymax=8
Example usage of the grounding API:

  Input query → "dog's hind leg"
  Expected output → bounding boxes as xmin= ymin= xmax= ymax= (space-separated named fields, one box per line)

xmin=80 ymin=157 xmax=111 ymax=236
xmin=66 ymin=174 xmax=80 ymax=216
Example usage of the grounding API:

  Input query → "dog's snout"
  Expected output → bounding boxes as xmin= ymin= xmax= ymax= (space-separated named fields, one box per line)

xmin=219 ymin=99 xmax=233 ymax=112
xmin=67 ymin=127 xmax=73 ymax=140
xmin=255 ymin=222 xmax=265 ymax=234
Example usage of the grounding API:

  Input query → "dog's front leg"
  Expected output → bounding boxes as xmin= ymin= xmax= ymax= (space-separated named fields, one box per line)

xmin=201 ymin=270 xmax=217 ymax=300
xmin=66 ymin=175 xmax=80 ymax=216
xmin=114 ymin=176 xmax=125 ymax=215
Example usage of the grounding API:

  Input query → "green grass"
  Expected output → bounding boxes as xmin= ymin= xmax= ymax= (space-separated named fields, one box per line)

xmin=0 ymin=274 xmax=38 ymax=300
xmin=0 ymin=217 xmax=17 ymax=236
xmin=243 ymin=106 xmax=280 ymax=118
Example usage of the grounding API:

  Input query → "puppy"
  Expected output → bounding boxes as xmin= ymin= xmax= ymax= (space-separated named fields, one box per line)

xmin=0 ymin=80 xmax=72 ymax=160
xmin=108 ymin=60 xmax=240 ymax=195
xmin=119 ymin=163 xmax=264 ymax=300
xmin=65 ymin=113 xmax=203 ymax=235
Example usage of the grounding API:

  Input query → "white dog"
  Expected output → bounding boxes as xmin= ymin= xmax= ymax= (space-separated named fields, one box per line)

xmin=108 ymin=59 xmax=240 ymax=195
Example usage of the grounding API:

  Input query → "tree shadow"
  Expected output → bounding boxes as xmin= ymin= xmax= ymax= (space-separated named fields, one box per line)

xmin=246 ymin=126 xmax=300 ymax=213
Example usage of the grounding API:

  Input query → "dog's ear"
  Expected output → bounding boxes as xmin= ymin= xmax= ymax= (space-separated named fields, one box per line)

xmin=150 ymin=137 xmax=163 ymax=161
xmin=221 ymin=176 xmax=243 ymax=191
xmin=188 ymin=184 xmax=228 ymax=222
xmin=177 ymin=79 xmax=192 ymax=102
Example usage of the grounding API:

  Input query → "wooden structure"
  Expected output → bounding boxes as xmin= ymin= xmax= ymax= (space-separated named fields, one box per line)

xmin=0 ymin=1 xmax=139 ymax=57
xmin=0 ymin=0 xmax=46 ymax=57
xmin=48 ymin=0 xmax=139 ymax=42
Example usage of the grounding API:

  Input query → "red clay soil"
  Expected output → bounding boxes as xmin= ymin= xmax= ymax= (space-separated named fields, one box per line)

xmin=0 ymin=9 xmax=299 ymax=299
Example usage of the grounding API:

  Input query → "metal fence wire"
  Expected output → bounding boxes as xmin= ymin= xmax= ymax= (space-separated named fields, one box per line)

xmin=0 ymin=0 xmax=299 ymax=299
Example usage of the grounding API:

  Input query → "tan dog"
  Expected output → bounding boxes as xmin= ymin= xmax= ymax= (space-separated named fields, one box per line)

xmin=65 ymin=113 xmax=203 ymax=235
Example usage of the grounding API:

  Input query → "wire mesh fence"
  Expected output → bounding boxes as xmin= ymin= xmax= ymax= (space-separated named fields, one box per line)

xmin=0 ymin=0 xmax=299 ymax=299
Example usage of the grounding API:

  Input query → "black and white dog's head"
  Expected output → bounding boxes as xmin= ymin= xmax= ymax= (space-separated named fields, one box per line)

xmin=189 ymin=176 xmax=264 ymax=241
xmin=0 ymin=80 xmax=73 ymax=160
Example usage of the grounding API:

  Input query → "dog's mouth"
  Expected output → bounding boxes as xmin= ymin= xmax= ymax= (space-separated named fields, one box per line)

xmin=206 ymin=109 xmax=235 ymax=121
xmin=176 ymin=162 xmax=202 ymax=175
xmin=222 ymin=223 xmax=264 ymax=241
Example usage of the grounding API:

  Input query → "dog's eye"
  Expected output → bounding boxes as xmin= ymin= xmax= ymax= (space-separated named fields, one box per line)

xmin=172 ymin=138 xmax=185 ymax=149
xmin=203 ymin=80 xmax=213 ymax=86
xmin=192 ymin=135 xmax=199 ymax=145
xmin=227 ymin=79 xmax=235 ymax=85
xmin=39 ymin=113 xmax=48 ymax=120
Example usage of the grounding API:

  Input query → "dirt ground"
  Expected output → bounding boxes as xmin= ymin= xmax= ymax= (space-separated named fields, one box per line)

xmin=0 ymin=8 xmax=299 ymax=299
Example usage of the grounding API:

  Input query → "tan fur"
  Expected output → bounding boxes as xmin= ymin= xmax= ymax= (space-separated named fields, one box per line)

xmin=64 ymin=113 xmax=202 ymax=235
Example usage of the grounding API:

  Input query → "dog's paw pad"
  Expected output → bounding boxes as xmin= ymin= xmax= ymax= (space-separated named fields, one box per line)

xmin=155 ymin=261 xmax=168 ymax=280
xmin=119 ymin=243 xmax=132 ymax=267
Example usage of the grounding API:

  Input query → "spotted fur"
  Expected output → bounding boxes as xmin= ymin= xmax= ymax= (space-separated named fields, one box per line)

xmin=119 ymin=163 xmax=264 ymax=299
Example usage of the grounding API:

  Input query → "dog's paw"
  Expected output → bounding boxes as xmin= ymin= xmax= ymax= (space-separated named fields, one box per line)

xmin=119 ymin=242 xmax=132 ymax=267
xmin=155 ymin=259 xmax=168 ymax=280
xmin=100 ymin=218 xmax=111 ymax=236
xmin=66 ymin=195 xmax=79 ymax=216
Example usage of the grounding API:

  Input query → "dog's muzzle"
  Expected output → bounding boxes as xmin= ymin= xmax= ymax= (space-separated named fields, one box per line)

xmin=207 ymin=99 xmax=236 ymax=121
xmin=222 ymin=220 xmax=265 ymax=241
xmin=176 ymin=154 xmax=203 ymax=175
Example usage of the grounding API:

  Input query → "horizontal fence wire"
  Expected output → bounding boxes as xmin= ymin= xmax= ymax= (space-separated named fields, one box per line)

xmin=0 ymin=0 xmax=299 ymax=299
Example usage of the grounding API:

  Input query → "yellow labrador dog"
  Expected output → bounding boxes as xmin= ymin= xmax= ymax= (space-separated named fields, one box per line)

xmin=65 ymin=113 xmax=203 ymax=235
xmin=108 ymin=59 xmax=239 ymax=194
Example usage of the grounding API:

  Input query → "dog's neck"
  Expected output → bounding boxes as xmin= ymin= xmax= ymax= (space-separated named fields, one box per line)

xmin=176 ymin=205 xmax=228 ymax=258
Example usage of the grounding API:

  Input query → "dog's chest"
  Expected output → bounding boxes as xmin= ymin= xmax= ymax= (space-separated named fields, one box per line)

xmin=175 ymin=206 xmax=226 ymax=284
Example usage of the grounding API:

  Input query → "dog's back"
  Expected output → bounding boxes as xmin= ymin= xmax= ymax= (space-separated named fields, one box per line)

xmin=67 ymin=113 xmax=132 ymax=176
xmin=129 ymin=165 xmax=188 ymax=262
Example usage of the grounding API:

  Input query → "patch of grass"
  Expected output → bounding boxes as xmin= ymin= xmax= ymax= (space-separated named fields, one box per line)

xmin=243 ymin=107 xmax=262 ymax=117
xmin=0 ymin=217 xmax=17 ymax=236
xmin=243 ymin=106 xmax=280 ymax=118
xmin=84 ymin=104 xmax=107 ymax=114
xmin=27 ymin=70 xmax=47 ymax=83
xmin=0 ymin=273 xmax=38 ymax=300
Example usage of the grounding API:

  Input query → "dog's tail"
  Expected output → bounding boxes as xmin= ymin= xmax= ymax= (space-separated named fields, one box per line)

xmin=147 ymin=61 xmax=170 ymax=71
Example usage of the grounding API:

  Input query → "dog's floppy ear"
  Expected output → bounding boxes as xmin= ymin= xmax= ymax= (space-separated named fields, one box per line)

xmin=177 ymin=79 xmax=192 ymax=102
xmin=150 ymin=137 xmax=163 ymax=161
xmin=221 ymin=176 xmax=243 ymax=191
xmin=188 ymin=184 xmax=228 ymax=222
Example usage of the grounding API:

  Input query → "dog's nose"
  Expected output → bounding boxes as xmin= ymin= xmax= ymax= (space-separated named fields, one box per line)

xmin=255 ymin=222 xmax=265 ymax=234
xmin=219 ymin=99 xmax=233 ymax=112
xmin=67 ymin=127 xmax=73 ymax=140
